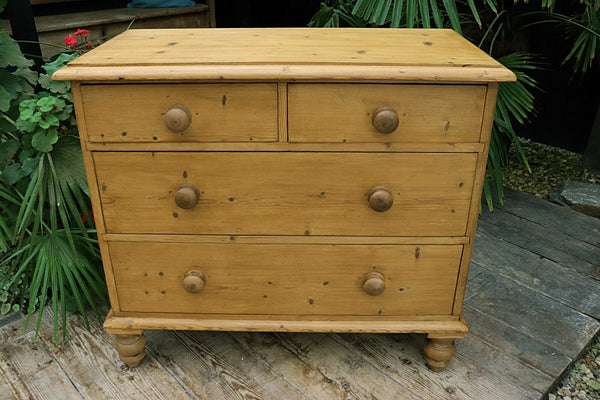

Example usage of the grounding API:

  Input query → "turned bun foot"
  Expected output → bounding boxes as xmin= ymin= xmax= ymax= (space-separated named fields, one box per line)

xmin=423 ymin=338 xmax=456 ymax=372
xmin=115 ymin=333 xmax=146 ymax=367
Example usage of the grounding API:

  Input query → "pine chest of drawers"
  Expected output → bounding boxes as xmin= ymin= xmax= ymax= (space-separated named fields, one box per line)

xmin=54 ymin=28 xmax=515 ymax=371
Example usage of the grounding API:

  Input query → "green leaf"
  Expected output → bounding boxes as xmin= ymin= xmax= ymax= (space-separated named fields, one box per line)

xmin=21 ymin=155 xmax=40 ymax=176
xmin=0 ymin=86 xmax=11 ymax=112
xmin=0 ymin=139 xmax=20 ymax=166
xmin=429 ymin=0 xmax=443 ymax=28
xmin=0 ymin=70 xmax=25 ymax=108
xmin=18 ymin=150 xmax=34 ymax=163
xmin=38 ymin=114 xmax=60 ymax=129
xmin=32 ymin=131 xmax=59 ymax=153
xmin=390 ymin=0 xmax=404 ymax=27
xmin=38 ymin=74 xmax=71 ymax=95
xmin=2 ymin=163 xmax=28 ymax=185
xmin=45 ymin=53 xmax=80 ymax=74
xmin=37 ymin=96 xmax=65 ymax=113
xmin=12 ymin=304 xmax=20 ymax=312
xmin=406 ymin=0 xmax=417 ymax=28
xmin=0 ymin=34 xmax=34 ymax=70
xmin=418 ymin=0 xmax=431 ymax=28
xmin=441 ymin=0 xmax=462 ymax=34
xmin=56 ymin=104 xmax=73 ymax=121
xmin=0 ymin=303 xmax=10 ymax=314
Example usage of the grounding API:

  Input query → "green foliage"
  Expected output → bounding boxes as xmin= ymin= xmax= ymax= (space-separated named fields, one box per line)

xmin=38 ymin=53 xmax=79 ymax=96
xmin=484 ymin=54 xmax=537 ymax=210
xmin=310 ymin=1 xmax=365 ymax=27
xmin=554 ymin=1 xmax=599 ymax=75
xmin=0 ymin=30 xmax=107 ymax=343
xmin=522 ymin=0 xmax=599 ymax=75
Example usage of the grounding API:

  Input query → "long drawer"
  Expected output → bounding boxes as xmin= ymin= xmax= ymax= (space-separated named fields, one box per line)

xmin=110 ymin=242 xmax=463 ymax=316
xmin=288 ymin=84 xmax=487 ymax=143
xmin=94 ymin=152 xmax=477 ymax=236
xmin=80 ymin=84 xmax=279 ymax=143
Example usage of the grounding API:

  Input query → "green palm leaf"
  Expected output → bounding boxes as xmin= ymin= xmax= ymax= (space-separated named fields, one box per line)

xmin=21 ymin=231 xmax=106 ymax=344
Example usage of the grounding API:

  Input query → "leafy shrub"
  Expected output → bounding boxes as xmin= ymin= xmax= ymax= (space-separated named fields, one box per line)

xmin=0 ymin=4 xmax=107 ymax=343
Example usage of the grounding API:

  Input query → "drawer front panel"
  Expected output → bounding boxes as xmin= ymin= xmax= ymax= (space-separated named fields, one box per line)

xmin=288 ymin=84 xmax=486 ymax=143
xmin=110 ymin=242 xmax=462 ymax=316
xmin=81 ymin=84 xmax=278 ymax=143
xmin=95 ymin=152 xmax=477 ymax=236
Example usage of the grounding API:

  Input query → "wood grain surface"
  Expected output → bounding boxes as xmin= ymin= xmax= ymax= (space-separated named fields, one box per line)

xmin=53 ymin=29 xmax=516 ymax=82
xmin=289 ymin=84 xmax=486 ymax=143
xmin=81 ymin=84 xmax=278 ymax=143
xmin=94 ymin=152 xmax=476 ymax=236
xmin=109 ymin=242 xmax=463 ymax=316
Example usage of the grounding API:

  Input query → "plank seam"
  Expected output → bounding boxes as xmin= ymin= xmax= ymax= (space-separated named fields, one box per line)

xmin=479 ymin=209 xmax=600 ymax=268
xmin=326 ymin=333 xmax=430 ymax=400
xmin=471 ymin=258 xmax=600 ymax=320
xmin=499 ymin=205 xmax=600 ymax=249
xmin=464 ymin=297 xmax=597 ymax=358
xmin=143 ymin=334 xmax=200 ymax=400
xmin=227 ymin=332 xmax=316 ymax=400
xmin=455 ymin=334 xmax=546 ymax=398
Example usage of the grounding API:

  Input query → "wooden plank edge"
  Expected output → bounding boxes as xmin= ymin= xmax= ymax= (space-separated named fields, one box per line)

xmin=84 ymin=141 xmax=485 ymax=153
xmin=104 ymin=310 xmax=469 ymax=336
xmin=102 ymin=233 xmax=470 ymax=245
xmin=36 ymin=4 xmax=210 ymax=33
xmin=71 ymin=83 xmax=122 ymax=314
xmin=452 ymin=82 xmax=498 ymax=316
xmin=52 ymin=65 xmax=517 ymax=82
xmin=277 ymin=82 xmax=288 ymax=142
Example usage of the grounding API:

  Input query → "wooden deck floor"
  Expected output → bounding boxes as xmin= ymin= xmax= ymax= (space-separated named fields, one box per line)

xmin=1 ymin=188 xmax=599 ymax=400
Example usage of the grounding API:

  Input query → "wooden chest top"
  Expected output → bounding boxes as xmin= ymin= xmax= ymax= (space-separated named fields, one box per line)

xmin=53 ymin=28 xmax=515 ymax=82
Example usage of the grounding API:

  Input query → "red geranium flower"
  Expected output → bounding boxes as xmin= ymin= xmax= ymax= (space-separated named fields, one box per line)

xmin=72 ymin=28 xmax=90 ymax=36
xmin=64 ymin=35 xmax=77 ymax=49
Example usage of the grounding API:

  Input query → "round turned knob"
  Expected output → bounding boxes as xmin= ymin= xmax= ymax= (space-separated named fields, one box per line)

xmin=368 ymin=186 xmax=393 ymax=212
xmin=372 ymin=106 xmax=399 ymax=134
xmin=183 ymin=270 xmax=206 ymax=294
xmin=175 ymin=184 xmax=200 ymax=209
xmin=164 ymin=105 xmax=192 ymax=133
xmin=363 ymin=272 xmax=386 ymax=296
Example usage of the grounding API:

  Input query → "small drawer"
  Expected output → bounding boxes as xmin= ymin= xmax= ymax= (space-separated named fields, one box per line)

xmin=94 ymin=151 xmax=477 ymax=236
xmin=288 ymin=84 xmax=487 ymax=143
xmin=110 ymin=242 xmax=463 ymax=316
xmin=80 ymin=84 xmax=278 ymax=143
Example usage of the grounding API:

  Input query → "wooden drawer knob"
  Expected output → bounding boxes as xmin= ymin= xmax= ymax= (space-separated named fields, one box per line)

xmin=372 ymin=106 xmax=399 ymax=134
xmin=368 ymin=186 xmax=393 ymax=212
xmin=164 ymin=105 xmax=192 ymax=133
xmin=175 ymin=184 xmax=200 ymax=209
xmin=363 ymin=272 xmax=385 ymax=296
xmin=183 ymin=270 xmax=206 ymax=294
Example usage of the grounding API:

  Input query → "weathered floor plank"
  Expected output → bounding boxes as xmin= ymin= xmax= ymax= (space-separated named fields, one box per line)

xmin=498 ymin=188 xmax=600 ymax=247
xmin=463 ymin=305 xmax=572 ymax=378
xmin=455 ymin=334 xmax=548 ymax=398
xmin=0 ymin=312 xmax=82 ymax=400
xmin=471 ymin=230 xmax=600 ymax=319
xmin=37 ymin=309 xmax=192 ymax=400
xmin=145 ymin=330 xmax=306 ymax=400
xmin=477 ymin=208 xmax=600 ymax=276
xmin=465 ymin=265 xmax=600 ymax=358
xmin=331 ymin=332 xmax=535 ymax=400
xmin=231 ymin=331 xmax=424 ymax=400
xmin=0 ymin=313 xmax=40 ymax=400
